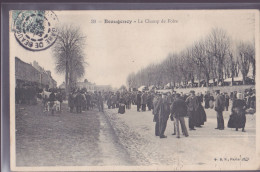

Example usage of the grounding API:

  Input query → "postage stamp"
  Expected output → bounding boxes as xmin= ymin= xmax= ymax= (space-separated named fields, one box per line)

xmin=11 ymin=10 xmax=59 ymax=51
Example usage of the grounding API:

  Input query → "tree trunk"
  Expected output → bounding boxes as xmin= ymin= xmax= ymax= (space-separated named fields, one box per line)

xmin=65 ymin=60 xmax=69 ymax=95
xmin=205 ymin=73 xmax=209 ymax=87
xmin=242 ymin=73 xmax=246 ymax=85
xmin=252 ymin=62 xmax=255 ymax=79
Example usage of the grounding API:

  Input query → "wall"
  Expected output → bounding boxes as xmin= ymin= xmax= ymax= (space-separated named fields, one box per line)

xmin=158 ymin=85 xmax=255 ymax=94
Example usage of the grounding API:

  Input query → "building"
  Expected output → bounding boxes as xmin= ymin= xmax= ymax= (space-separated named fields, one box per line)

xmin=76 ymin=79 xmax=96 ymax=92
xmin=76 ymin=79 xmax=112 ymax=92
xmin=32 ymin=61 xmax=57 ymax=88
xmin=15 ymin=57 xmax=57 ymax=89
xmin=96 ymin=85 xmax=112 ymax=92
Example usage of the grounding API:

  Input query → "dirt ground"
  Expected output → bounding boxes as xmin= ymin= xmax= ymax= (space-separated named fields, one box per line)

xmin=15 ymin=101 xmax=257 ymax=170
xmin=15 ymin=102 xmax=134 ymax=166
xmin=104 ymin=106 xmax=257 ymax=170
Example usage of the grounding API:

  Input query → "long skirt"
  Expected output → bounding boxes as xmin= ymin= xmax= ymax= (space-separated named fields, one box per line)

xmin=118 ymin=104 xmax=125 ymax=114
xmin=228 ymin=110 xmax=246 ymax=129
xmin=197 ymin=104 xmax=207 ymax=125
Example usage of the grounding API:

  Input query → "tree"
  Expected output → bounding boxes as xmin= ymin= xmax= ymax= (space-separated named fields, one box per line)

xmin=52 ymin=25 xmax=87 ymax=94
xmin=247 ymin=42 xmax=255 ymax=78
xmin=126 ymin=27 xmax=254 ymax=89
xmin=126 ymin=72 xmax=136 ymax=88
xmin=236 ymin=41 xmax=252 ymax=84
xmin=119 ymin=85 xmax=127 ymax=92
xmin=206 ymin=28 xmax=230 ymax=84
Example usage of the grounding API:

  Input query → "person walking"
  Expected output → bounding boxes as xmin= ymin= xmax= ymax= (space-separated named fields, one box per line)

xmin=214 ymin=90 xmax=225 ymax=130
xmin=171 ymin=93 xmax=189 ymax=138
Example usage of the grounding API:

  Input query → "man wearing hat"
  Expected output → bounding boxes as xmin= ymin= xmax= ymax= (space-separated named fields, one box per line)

xmin=214 ymin=90 xmax=225 ymax=130
xmin=158 ymin=92 xmax=171 ymax=138
xmin=171 ymin=93 xmax=189 ymax=138
xmin=153 ymin=93 xmax=161 ymax=136
xmin=185 ymin=90 xmax=199 ymax=130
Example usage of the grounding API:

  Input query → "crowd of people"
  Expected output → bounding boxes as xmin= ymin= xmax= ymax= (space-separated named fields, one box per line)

xmin=15 ymin=84 xmax=38 ymax=105
xmin=15 ymin=83 xmax=256 ymax=138
xmin=104 ymin=88 xmax=256 ymax=139
xmin=68 ymin=89 xmax=104 ymax=113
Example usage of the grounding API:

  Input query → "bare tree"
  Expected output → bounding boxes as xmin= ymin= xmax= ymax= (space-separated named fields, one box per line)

xmin=206 ymin=28 xmax=230 ymax=85
xmin=247 ymin=42 xmax=255 ymax=78
xmin=236 ymin=41 xmax=253 ymax=84
xmin=126 ymin=27 xmax=254 ymax=89
xmin=52 ymin=25 xmax=87 ymax=93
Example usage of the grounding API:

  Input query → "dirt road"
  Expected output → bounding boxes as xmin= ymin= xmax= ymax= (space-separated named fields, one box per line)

xmin=15 ymin=103 xmax=135 ymax=166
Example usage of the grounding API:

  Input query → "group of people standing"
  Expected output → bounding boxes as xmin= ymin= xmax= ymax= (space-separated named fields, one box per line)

xmin=15 ymin=84 xmax=38 ymax=105
xmin=152 ymin=90 xmax=206 ymax=139
xmin=105 ymin=88 xmax=255 ymax=139
xmin=68 ymin=90 xmax=104 ymax=113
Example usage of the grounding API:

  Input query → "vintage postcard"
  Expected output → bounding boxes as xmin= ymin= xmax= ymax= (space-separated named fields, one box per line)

xmin=9 ymin=9 xmax=260 ymax=171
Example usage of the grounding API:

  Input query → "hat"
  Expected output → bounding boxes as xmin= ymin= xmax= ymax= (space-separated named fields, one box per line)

xmin=190 ymin=90 xmax=195 ymax=94
xmin=215 ymin=90 xmax=220 ymax=94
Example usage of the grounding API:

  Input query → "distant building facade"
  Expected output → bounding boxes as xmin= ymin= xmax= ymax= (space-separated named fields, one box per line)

xmin=77 ymin=79 xmax=96 ymax=92
xmin=15 ymin=57 xmax=57 ymax=89
xmin=75 ymin=79 xmax=112 ymax=92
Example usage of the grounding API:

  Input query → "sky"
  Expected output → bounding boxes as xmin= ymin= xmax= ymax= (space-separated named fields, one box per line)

xmin=10 ymin=10 xmax=257 ymax=88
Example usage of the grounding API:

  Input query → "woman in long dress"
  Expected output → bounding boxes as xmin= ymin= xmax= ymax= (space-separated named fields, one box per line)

xmin=118 ymin=95 xmax=126 ymax=114
xmin=228 ymin=93 xmax=246 ymax=132
xmin=196 ymin=93 xmax=207 ymax=127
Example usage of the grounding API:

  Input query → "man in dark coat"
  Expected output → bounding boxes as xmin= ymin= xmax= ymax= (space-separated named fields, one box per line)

xmin=158 ymin=93 xmax=171 ymax=138
xmin=107 ymin=93 xmax=112 ymax=109
xmin=98 ymin=91 xmax=104 ymax=112
xmin=75 ymin=91 xmax=84 ymax=113
xmin=153 ymin=93 xmax=161 ymax=136
xmin=214 ymin=90 xmax=225 ymax=130
xmin=204 ymin=92 xmax=210 ymax=109
xmin=185 ymin=90 xmax=199 ymax=130
xmin=147 ymin=92 xmax=153 ymax=111
xmin=136 ymin=91 xmax=141 ymax=112
xmin=171 ymin=93 xmax=189 ymax=138
xmin=224 ymin=93 xmax=230 ymax=111
xmin=141 ymin=91 xmax=147 ymax=111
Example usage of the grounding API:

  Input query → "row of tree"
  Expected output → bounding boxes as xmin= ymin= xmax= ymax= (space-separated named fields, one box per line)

xmin=127 ymin=28 xmax=255 ymax=89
